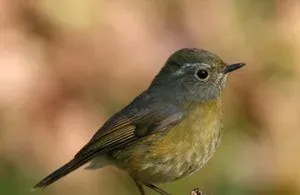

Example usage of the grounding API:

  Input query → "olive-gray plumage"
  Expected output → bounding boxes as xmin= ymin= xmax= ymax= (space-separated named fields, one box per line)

xmin=33 ymin=48 xmax=245 ymax=194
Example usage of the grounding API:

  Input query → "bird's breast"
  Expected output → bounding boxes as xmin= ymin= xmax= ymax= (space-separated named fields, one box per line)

xmin=121 ymin=100 xmax=223 ymax=183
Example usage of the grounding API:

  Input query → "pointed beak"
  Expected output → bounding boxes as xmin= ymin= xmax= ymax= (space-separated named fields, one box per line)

xmin=222 ymin=63 xmax=246 ymax=74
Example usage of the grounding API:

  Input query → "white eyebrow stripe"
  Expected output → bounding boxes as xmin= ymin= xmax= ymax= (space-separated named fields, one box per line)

xmin=183 ymin=63 xmax=210 ymax=69
xmin=173 ymin=69 xmax=185 ymax=76
xmin=197 ymin=63 xmax=210 ymax=69
xmin=173 ymin=63 xmax=210 ymax=76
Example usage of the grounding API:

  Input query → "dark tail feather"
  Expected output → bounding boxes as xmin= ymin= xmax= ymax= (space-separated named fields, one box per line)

xmin=33 ymin=156 xmax=92 ymax=189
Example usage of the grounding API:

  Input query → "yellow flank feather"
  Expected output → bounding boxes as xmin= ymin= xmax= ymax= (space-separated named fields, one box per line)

xmin=151 ymin=99 xmax=222 ymax=157
xmin=123 ymin=99 xmax=224 ymax=183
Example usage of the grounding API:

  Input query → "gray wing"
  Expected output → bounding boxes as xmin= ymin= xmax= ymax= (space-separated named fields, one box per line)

xmin=76 ymin=105 xmax=184 ymax=157
xmin=33 ymin=104 xmax=184 ymax=189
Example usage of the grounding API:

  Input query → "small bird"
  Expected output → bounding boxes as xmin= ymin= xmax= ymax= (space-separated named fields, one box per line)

xmin=33 ymin=48 xmax=245 ymax=195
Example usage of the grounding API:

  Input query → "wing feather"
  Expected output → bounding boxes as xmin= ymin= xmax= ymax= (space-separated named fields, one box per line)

xmin=33 ymin=106 xmax=184 ymax=189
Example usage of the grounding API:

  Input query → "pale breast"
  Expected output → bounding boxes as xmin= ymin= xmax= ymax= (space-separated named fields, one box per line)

xmin=114 ymin=100 xmax=223 ymax=183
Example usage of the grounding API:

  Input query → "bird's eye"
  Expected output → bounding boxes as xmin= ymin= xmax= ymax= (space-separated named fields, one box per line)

xmin=195 ymin=69 xmax=209 ymax=81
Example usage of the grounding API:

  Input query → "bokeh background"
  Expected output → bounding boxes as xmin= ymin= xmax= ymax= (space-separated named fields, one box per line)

xmin=1 ymin=0 xmax=300 ymax=195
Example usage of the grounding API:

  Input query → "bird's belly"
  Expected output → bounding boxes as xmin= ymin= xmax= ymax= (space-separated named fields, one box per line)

xmin=113 ymin=126 xmax=221 ymax=183
xmin=112 ymin=101 xmax=222 ymax=183
xmin=133 ymin=138 xmax=220 ymax=183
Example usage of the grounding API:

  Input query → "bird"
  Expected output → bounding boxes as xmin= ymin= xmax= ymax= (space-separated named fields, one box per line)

xmin=33 ymin=48 xmax=245 ymax=194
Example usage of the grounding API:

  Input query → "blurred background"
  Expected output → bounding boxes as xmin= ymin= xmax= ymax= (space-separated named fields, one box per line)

xmin=1 ymin=0 xmax=300 ymax=195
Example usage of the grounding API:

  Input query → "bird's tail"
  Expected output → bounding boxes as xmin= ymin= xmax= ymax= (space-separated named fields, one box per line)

xmin=33 ymin=155 xmax=93 ymax=189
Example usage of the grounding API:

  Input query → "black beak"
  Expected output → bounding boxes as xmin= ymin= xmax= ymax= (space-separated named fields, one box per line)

xmin=222 ymin=63 xmax=246 ymax=74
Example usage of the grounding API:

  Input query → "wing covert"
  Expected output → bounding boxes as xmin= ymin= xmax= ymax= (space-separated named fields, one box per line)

xmin=75 ymin=107 xmax=184 ymax=158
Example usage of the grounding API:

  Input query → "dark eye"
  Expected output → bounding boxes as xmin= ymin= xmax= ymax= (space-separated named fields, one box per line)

xmin=195 ymin=69 xmax=209 ymax=80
